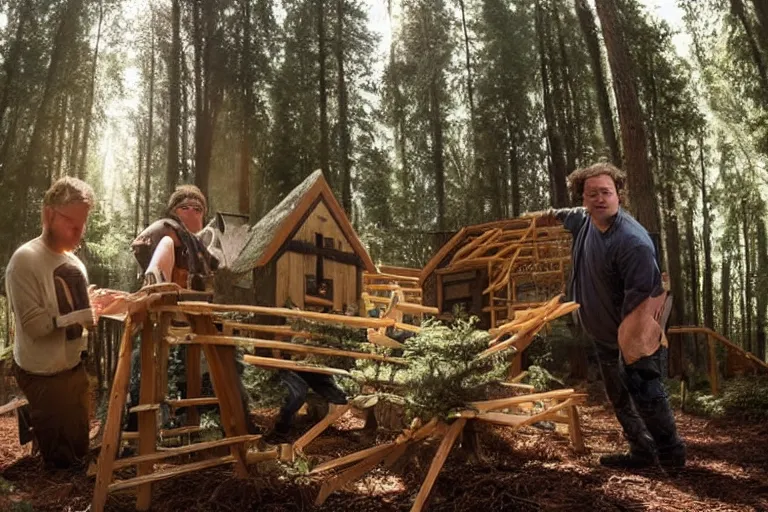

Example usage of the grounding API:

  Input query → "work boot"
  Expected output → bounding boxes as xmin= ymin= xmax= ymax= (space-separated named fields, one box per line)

xmin=658 ymin=444 xmax=686 ymax=468
xmin=599 ymin=450 xmax=656 ymax=469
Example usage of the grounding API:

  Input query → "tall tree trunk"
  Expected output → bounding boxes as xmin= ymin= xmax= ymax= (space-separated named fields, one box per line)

xmin=134 ymin=133 xmax=143 ymax=237
xmin=752 ymin=0 xmax=768 ymax=52
xmin=336 ymin=0 xmax=352 ymax=215
xmin=574 ymin=0 xmax=620 ymax=165
xmin=68 ymin=106 xmax=82 ymax=175
xmin=662 ymin=178 xmax=685 ymax=326
xmin=685 ymin=208 xmax=700 ymax=326
xmin=78 ymin=0 xmax=103 ymax=180
xmin=552 ymin=2 xmax=577 ymax=173
xmin=535 ymin=0 xmax=567 ymax=207
xmin=756 ymin=218 xmax=767 ymax=361
xmin=238 ymin=0 xmax=252 ymax=214
xmin=508 ymin=127 xmax=521 ymax=217
xmin=181 ymin=55 xmax=190 ymax=182
xmin=429 ymin=77 xmax=446 ymax=230
xmin=699 ymin=136 xmax=714 ymax=329
xmin=594 ymin=0 xmax=660 ymax=234
xmin=731 ymin=0 xmax=768 ymax=105
xmin=167 ymin=0 xmax=181 ymax=193
xmin=742 ymin=198 xmax=753 ymax=352
xmin=54 ymin=97 xmax=67 ymax=180
xmin=144 ymin=12 xmax=155 ymax=229
xmin=318 ymin=0 xmax=330 ymax=180
xmin=193 ymin=0 xmax=217 ymax=197
xmin=23 ymin=0 xmax=84 ymax=183
xmin=0 ymin=0 xmax=34 ymax=151
xmin=721 ymin=255 xmax=731 ymax=338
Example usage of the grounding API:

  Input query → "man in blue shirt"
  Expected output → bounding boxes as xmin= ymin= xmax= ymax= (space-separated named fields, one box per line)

xmin=540 ymin=162 xmax=685 ymax=469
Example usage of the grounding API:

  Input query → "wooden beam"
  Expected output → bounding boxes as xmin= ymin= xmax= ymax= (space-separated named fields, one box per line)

xmin=309 ymin=442 xmax=395 ymax=475
xmin=0 ymin=398 xmax=28 ymax=416
xmin=285 ymin=240 xmax=364 ymax=267
xmin=243 ymin=355 xmax=352 ymax=377
xmin=157 ymin=302 xmax=396 ymax=329
xmin=185 ymin=334 xmax=407 ymax=365
xmin=294 ymin=404 xmax=352 ymax=452
xmin=468 ymin=389 xmax=578 ymax=413
xmin=92 ymin=317 xmax=135 ymax=512
xmin=410 ymin=418 xmax=467 ymax=512
xmin=109 ymin=434 xmax=261 ymax=471
xmin=363 ymin=271 xmax=420 ymax=283
xmin=190 ymin=315 xmax=250 ymax=478
xmin=109 ymin=455 xmax=237 ymax=493
xmin=167 ymin=397 xmax=219 ymax=409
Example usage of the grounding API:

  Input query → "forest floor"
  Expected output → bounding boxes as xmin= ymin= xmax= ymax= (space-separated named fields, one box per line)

xmin=1 ymin=383 xmax=767 ymax=512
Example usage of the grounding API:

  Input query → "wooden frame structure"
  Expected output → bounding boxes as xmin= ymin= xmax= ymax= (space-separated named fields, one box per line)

xmin=667 ymin=326 xmax=768 ymax=396
xmin=87 ymin=283 xmax=582 ymax=512
xmin=419 ymin=215 xmax=572 ymax=330
xmin=89 ymin=285 xmax=408 ymax=512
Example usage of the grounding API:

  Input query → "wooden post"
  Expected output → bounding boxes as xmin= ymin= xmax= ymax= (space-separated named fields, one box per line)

xmin=566 ymin=406 xmax=585 ymax=453
xmin=92 ymin=318 xmax=136 ymax=512
xmin=137 ymin=316 xmax=158 ymax=510
xmin=185 ymin=343 xmax=201 ymax=426
xmin=436 ymin=275 xmax=443 ymax=314
xmin=488 ymin=262 xmax=496 ymax=328
xmin=190 ymin=315 xmax=250 ymax=478
xmin=707 ymin=334 xmax=719 ymax=395
xmin=410 ymin=419 xmax=467 ymax=512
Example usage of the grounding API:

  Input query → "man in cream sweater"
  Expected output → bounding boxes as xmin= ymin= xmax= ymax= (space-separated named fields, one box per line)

xmin=5 ymin=177 xmax=101 ymax=470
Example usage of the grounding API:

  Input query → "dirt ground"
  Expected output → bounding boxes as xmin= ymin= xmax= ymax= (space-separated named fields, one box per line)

xmin=1 ymin=387 xmax=767 ymax=512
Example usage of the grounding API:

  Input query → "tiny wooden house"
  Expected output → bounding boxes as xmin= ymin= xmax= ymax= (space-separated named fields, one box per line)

xmin=219 ymin=170 xmax=376 ymax=312
xmin=420 ymin=216 xmax=572 ymax=329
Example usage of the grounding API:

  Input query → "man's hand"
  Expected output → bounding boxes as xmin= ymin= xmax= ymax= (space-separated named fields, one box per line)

xmin=88 ymin=286 xmax=127 ymax=319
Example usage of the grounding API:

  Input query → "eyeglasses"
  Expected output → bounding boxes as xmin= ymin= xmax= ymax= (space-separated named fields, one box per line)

xmin=583 ymin=190 xmax=616 ymax=200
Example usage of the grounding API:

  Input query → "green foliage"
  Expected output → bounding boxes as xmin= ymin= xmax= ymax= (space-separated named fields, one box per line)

xmin=667 ymin=376 xmax=768 ymax=420
xmin=353 ymin=316 xmax=514 ymax=421
xmin=525 ymin=365 xmax=565 ymax=392
xmin=0 ymin=477 xmax=14 ymax=495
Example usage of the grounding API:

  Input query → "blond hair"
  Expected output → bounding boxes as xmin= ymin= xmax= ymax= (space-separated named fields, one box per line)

xmin=43 ymin=176 xmax=95 ymax=208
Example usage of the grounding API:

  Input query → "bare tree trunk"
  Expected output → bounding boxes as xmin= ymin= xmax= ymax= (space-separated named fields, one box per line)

xmin=429 ymin=76 xmax=446 ymax=230
xmin=721 ymin=255 xmax=731 ymax=338
xmin=68 ymin=107 xmax=82 ymax=175
xmin=181 ymin=55 xmax=190 ymax=182
xmin=756 ymin=218 xmax=767 ymax=361
xmin=24 ymin=0 xmax=85 ymax=184
xmin=574 ymin=0 xmax=619 ymax=165
xmin=238 ymin=0 xmax=252 ymax=214
xmin=318 ymin=0 xmax=330 ymax=180
xmin=55 ymin=96 xmax=67 ymax=180
xmin=535 ymin=0 xmax=567 ymax=207
xmin=336 ymin=0 xmax=352 ymax=215
xmin=552 ymin=3 xmax=577 ymax=173
xmin=699 ymin=136 xmax=714 ymax=329
xmin=731 ymin=0 xmax=768 ymax=105
xmin=0 ymin=0 xmax=34 ymax=149
xmin=594 ymin=0 xmax=660 ymax=234
xmin=167 ymin=0 xmax=181 ymax=193
xmin=134 ymin=131 xmax=143 ymax=238
xmin=77 ymin=0 xmax=103 ymax=180
xmin=662 ymin=180 xmax=685 ymax=326
xmin=742 ymin=198 xmax=753 ymax=353
xmin=685 ymin=208 xmax=700 ymax=326
xmin=144 ymin=11 xmax=156 ymax=228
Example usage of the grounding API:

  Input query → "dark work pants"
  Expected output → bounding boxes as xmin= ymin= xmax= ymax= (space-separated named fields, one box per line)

xmin=275 ymin=370 xmax=347 ymax=433
xmin=593 ymin=342 xmax=684 ymax=457
xmin=13 ymin=361 xmax=90 ymax=469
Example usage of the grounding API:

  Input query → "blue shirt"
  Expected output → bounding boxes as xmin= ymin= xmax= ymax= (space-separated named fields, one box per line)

xmin=556 ymin=207 xmax=661 ymax=346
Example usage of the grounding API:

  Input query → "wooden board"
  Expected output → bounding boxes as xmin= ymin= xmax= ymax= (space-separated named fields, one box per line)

xmin=243 ymin=355 xmax=352 ymax=376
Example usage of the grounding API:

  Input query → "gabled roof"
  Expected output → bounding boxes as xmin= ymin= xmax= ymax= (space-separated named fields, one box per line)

xmin=418 ymin=216 xmax=566 ymax=284
xmin=229 ymin=170 xmax=376 ymax=274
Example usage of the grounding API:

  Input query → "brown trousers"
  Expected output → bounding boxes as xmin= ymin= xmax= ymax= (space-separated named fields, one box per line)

xmin=13 ymin=360 xmax=90 ymax=469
